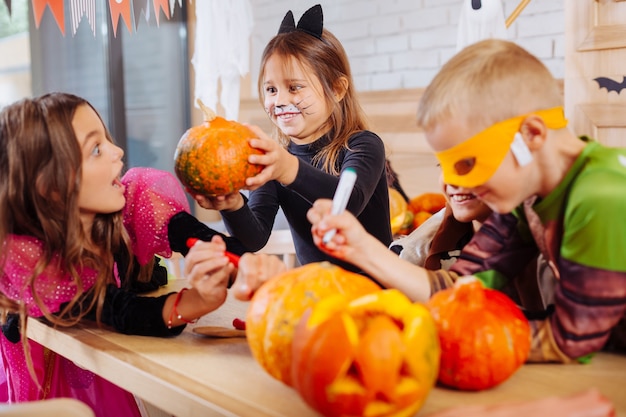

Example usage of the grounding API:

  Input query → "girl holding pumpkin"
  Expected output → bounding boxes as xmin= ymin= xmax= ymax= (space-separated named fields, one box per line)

xmin=194 ymin=4 xmax=392 ymax=275
xmin=0 ymin=92 xmax=276 ymax=416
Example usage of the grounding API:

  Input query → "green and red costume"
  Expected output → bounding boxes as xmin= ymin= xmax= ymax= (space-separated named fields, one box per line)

xmin=427 ymin=140 xmax=626 ymax=362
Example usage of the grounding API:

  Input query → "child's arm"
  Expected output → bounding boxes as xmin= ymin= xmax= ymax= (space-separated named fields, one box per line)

xmin=449 ymin=212 xmax=539 ymax=289
xmin=223 ymin=184 xmax=284 ymax=252
xmin=307 ymin=199 xmax=442 ymax=303
xmin=121 ymin=167 xmax=249 ymax=263
xmin=167 ymin=211 xmax=249 ymax=256
xmin=449 ymin=210 xmax=626 ymax=362
xmin=526 ymin=259 xmax=626 ymax=363
xmin=183 ymin=235 xmax=287 ymax=301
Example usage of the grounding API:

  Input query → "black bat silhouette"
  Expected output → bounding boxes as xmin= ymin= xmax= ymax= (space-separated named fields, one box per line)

xmin=593 ymin=76 xmax=626 ymax=94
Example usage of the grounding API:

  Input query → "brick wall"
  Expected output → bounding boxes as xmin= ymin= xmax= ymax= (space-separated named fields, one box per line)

xmin=248 ymin=0 xmax=564 ymax=95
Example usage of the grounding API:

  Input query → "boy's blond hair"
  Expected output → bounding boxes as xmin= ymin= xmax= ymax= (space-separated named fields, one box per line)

xmin=417 ymin=39 xmax=563 ymax=134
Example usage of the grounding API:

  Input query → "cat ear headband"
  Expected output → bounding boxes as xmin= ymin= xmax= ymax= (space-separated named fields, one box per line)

xmin=278 ymin=4 xmax=324 ymax=40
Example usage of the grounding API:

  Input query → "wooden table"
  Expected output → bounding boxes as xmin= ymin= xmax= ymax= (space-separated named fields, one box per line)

xmin=27 ymin=280 xmax=626 ymax=417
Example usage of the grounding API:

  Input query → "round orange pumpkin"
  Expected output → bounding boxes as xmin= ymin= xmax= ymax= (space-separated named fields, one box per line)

xmin=291 ymin=289 xmax=440 ymax=417
xmin=427 ymin=277 xmax=531 ymax=391
xmin=246 ymin=262 xmax=381 ymax=386
xmin=408 ymin=193 xmax=446 ymax=215
xmin=412 ymin=211 xmax=433 ymax=229
xmin=174 ymin=99 xmax=263 ymax=196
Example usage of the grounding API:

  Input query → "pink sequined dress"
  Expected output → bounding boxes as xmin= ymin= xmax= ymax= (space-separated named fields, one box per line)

xmin=0 ymin=168 xmax=190 ymax=417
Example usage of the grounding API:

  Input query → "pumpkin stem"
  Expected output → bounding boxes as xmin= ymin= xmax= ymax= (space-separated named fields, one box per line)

xmin=196 ymin=98 xmax=217 ymax=122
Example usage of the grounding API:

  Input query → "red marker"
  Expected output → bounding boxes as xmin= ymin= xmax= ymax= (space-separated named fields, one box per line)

xmin=232 ymin=318 xmax=246 ymax=330
xmin=186 ymin=237 xmax=240 ymax=267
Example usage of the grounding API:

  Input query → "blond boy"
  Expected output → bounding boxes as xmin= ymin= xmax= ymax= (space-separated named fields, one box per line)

xmin=307 ymin=39 xmax=626 ymax=363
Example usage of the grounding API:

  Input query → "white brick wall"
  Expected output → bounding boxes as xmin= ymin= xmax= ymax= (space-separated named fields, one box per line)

xmin=248 ymin=0 xmax=564 ymax=94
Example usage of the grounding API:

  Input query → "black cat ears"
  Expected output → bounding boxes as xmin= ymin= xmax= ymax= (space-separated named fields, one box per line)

xmin=277 ymin=4 xmax=323 ymax=40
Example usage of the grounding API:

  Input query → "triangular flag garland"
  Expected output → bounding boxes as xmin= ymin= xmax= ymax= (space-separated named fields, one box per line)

xmin=70 ymin=0 xmax=95 ymax=36
xmin=133 ymin=0 xmax=149 ymax=31
xmin=108 ymin=0 xmax=132 ymax=37
xmin=28 ymin=0 xmax=184 ymax=37
xmin=32 ymin=0 xmax=65 ymax=35
xmin=3 ymin=0 xmax=11 ymax=16
xmin=169 ymin=0 xmax=182 ymax=17
xmin=152 ymin=0 xmax=169 ymax=26
xmin=27 ymin=0 xmax=253 ymax=122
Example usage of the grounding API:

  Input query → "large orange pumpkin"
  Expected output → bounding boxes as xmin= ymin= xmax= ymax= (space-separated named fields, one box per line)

xmin=174 ymin=99 xmax=263 ymax=196
xmin=427 ymin=277 xmax=531 ymax=391
xmin=246 ymin=262 xmax=381 ymax=386
xmin=291 ymin=289 xmax=440 ymax=417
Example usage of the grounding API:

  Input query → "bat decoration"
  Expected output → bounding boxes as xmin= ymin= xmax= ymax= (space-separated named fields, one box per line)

xmin=593 ymin=76 xmax=626 ymax=94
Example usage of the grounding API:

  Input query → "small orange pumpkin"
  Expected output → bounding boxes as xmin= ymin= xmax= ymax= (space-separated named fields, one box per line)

xmin=246 ymin=262 xmax=380 ymax=386
xmin=412 ymin=211 xmax=433 ymax=229
xmin=389 ymin=187 xmax=409 ymax=235
xmin=291 ymin=290 xmax=440 ymax=417
xmin=408 ymin=193 xmax=446 ymax=215
xmin=427 ymin=277 xmax=531 ymax=391
xmin=174 ymin=99 xmax=263 ymax=196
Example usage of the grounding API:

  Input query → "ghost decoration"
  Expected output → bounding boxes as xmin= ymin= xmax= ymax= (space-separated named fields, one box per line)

xmin=456 ymin=0 xmax=508 ymax=51
xmin=192 ymin=0 xmax=253 ymax=121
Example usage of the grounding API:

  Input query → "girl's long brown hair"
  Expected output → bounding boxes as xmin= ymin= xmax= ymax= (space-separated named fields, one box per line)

xmin=0 ymin=92 xmax=150 ymax=384
xmin=258 ymin=29 xmax=369 ymax=175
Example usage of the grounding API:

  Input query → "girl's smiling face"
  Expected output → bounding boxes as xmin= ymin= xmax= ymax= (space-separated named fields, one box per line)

xmin=443 ymin=183 xmax=492 ymax=224
xmin=73 ymin=104 xmax=126 ymax=226
xmin=262 ymin=54 xmax=333 ymax=145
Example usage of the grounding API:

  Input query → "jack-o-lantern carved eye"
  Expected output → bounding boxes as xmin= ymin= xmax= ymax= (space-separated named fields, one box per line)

xmin=427 ymin=277 xmax=531 ymax=391
xmin=174 ymin=99 xmax=264 ymax=197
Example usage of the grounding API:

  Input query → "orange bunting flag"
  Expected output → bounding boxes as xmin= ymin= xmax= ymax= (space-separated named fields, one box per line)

xmin=152 ymin=0 xmax=170 ymax=26
xmin=32 ymin=0 xmax=65 ymax=35
xmin=109 ymin=0 xmax=133 ymax=37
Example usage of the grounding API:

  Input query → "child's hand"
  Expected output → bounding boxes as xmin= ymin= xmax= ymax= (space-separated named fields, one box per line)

xmin=307 ymin=198 xmax=372 ymax=263
xmin=231 ymin=253 xmax=287 ymax=301
xmin=193 ymin=192 xmax=244 ymax=212
xmin=184 ymin=235 xmax=234 ymax=309
xmin=244 ymin=124 xmax=299 ymax=190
